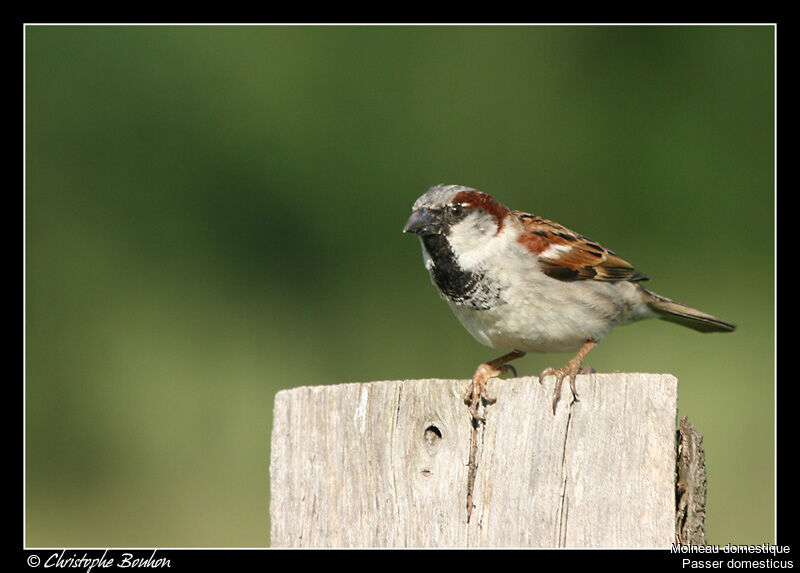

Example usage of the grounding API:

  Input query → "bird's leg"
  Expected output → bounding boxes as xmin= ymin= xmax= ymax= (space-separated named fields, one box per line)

xmin=539 ymin=340 xmax=597 ymax=415
xmin=464 ymin=350 xmax=525 ymax=423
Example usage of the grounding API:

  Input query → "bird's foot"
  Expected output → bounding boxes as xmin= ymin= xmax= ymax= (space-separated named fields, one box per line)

xmin=538 ymin=341 xmax=597 ymax=414
xmin=538 ymin=364 xmax=589 ymax=415
xmin=464 ymin=363 xmax=517 ymax=424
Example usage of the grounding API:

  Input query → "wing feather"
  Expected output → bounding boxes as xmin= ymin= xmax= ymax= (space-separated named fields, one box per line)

xmin=514 ymin=210 xmax=648 ymax=283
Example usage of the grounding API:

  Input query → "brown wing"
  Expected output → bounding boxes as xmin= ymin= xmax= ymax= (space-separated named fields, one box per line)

xmin=514 ymin=210 xmax=648 ymax=282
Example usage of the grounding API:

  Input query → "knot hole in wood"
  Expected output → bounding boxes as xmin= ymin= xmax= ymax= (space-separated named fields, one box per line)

xmin=423 ymin=424 xmax=443 ymax=451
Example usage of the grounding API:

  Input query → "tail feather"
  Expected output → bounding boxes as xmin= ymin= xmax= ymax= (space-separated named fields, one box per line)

xmin=640 ymin=287 xmax=736 ymax=333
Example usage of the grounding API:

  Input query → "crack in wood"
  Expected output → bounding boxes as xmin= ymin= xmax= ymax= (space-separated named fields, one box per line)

xmin=555 ymin=406 xmax=574 ymax=546
xmin=388 ymin=383 xmax=403 ymax=542
xmin=465 ymin=417 xmax=481 ymax=524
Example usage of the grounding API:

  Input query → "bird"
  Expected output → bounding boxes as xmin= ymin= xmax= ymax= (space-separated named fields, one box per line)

xmin=403 ymin=184 xmax=735 ymax=422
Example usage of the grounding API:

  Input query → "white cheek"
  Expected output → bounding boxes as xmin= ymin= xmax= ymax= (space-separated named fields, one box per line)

xmin=447 ymin=216 xmax=495 ymax=263
xmin=448 ymin=217 xmax=523 ymax=272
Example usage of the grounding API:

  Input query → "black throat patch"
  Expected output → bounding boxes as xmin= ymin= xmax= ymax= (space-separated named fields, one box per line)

xmin=420 ymin=234 xmax=499 ymax=310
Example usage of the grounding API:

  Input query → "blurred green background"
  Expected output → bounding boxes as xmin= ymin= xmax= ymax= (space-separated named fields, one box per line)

xmin=25 ymin=25 xmax=774 ymax=547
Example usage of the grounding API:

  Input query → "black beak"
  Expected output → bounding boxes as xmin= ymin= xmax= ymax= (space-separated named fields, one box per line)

xmin=403 ymin=207 xmax=442 ymax=235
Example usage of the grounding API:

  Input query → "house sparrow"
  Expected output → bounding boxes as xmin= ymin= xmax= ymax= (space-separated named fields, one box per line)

xmin=403 ymin=184 xmax=735 ymax=421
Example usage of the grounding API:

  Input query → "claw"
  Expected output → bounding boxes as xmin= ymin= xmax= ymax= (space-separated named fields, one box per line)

xmin=538 ymin=341 xmax=597 ymax=414
xmin=539 ymin=367 xmax=580 ymax=415
xmin=463 ymin=364 xmax=498 ymax=422
xmin=464 ymin=350 xmax=525 ymax=424
xmin=498 ymin=364 xmax=517 ymax=378
xmin=538 ymin=367 xmax=567 ymax=414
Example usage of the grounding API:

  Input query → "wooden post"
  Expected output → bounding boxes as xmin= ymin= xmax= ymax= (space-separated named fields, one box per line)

xmin=270 ymin=373 xmax=704 ymax=548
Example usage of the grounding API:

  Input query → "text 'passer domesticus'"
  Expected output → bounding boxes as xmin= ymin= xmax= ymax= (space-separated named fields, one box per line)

xmin=403 ymin=184 xmax=735 ymax=422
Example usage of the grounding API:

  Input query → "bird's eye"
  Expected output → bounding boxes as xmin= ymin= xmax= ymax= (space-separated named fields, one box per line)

xmin=449 ymin=204 xmax=464 ymax=217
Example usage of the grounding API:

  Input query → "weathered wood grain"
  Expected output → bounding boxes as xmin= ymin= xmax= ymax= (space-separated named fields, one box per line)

xmin=270 ymin=373 xmax=679 ymax=548
xmin=675 ymin=416 xmax=708 ymax=545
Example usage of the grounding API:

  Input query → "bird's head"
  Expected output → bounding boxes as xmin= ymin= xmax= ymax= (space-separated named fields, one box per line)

xmin=403 ymin=184 xmax=511 ymax=249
